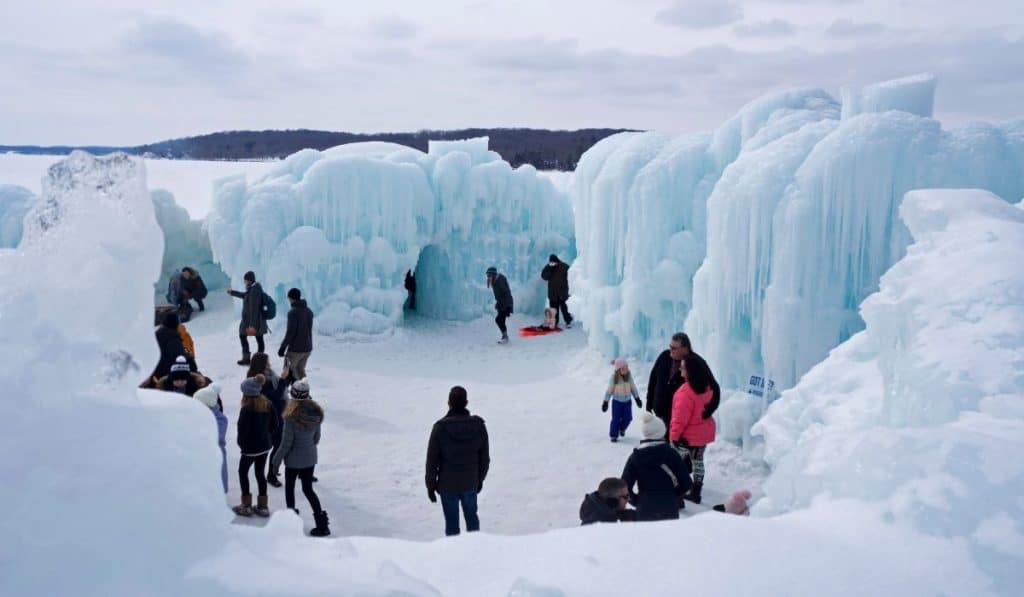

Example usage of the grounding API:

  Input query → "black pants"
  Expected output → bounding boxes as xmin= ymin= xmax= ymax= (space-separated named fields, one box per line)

xmin=267 ymin=428 xmax=282 ymax=478
xmin=193 ymin=297 xmax=205 ymax=311
xmin=239 ymin=453 xmax=268 ymax=496
xmin=549 ymin=297 xmax=572 ymax=325
xmin=239 ymin=333 xmax=265 ymax=356
xmin=285 ymin=466 xmax=322 ymax=513
xmin=495 ymin=308 xmax=512 ymax=335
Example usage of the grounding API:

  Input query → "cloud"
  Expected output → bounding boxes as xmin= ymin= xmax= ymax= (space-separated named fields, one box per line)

xmin=734 ymin=19 xmax=797 ymax=38
xmin=656 ymin=0 xmax=743 ymax=30
xmin=826 ymin=18 xmax=886 ymax=37
xmin=368 ymin=15 xmax=418 ymax=40
xmin=119 ymin=16 xmax=250 ymax=79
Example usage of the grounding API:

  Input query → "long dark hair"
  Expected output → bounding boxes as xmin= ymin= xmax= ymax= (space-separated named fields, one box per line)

xmin=246 ymin=353 xmax=269 ymax=378
xmin=682 ymin=354 xmax=711 ymax=394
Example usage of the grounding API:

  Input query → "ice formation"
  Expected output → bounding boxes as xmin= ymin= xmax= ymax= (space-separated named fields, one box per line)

xmin=151 ymin=189 xmax=229 ymax=294
xmin=571 ymin=74 xmax=1024 ymax=393
xmin=753 ymin=189 xmax=1024 ymax=593
xmin=0 ymin=184 xmax=34 ymax=247
xmin=208 ymin=138 xmax=575 ymax=335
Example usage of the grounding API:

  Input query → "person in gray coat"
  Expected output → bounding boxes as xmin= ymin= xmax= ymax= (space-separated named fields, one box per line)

xmin=486 ymin=266 xmax=514 ymax=344
xmin=271 ymin=379 xmax=330 ymax=537
xmin=227 ymin=270 xmax=268 ymax=366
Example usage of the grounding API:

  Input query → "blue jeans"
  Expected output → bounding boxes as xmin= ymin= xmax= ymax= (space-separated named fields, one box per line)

xmin=439 ymin=491 xmax=479 ymax=536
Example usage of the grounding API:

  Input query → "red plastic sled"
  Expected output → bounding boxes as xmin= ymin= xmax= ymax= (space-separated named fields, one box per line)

xmin=519 ymin=326 xmax=563 ymax=337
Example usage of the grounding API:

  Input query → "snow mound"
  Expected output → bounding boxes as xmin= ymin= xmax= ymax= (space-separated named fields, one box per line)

xmin=152 ymin=189 xmax=229 ymax=294
xmin=841 ymin=73 xmax=937 ymax=120
xmin=753 ymin=189 xmax=1024 ymax=593
xmin=0 ymin=184 xmax=34 ymax=247
xmin=208 ymin=138 xmax=574 ymax=334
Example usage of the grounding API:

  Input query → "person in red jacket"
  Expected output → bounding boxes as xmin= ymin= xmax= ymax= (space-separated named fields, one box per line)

xmin=669 ymin=353 xmax=717 ymax=504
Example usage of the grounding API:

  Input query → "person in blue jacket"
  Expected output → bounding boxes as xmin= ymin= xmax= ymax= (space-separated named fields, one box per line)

xmin=194 ymin=384 xmax=228 ymax=493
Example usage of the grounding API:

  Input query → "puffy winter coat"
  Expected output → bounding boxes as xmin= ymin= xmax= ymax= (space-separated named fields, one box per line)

xmin=229 ymin=282 xmax=268 ymax=335
xmin=425 ymin=409 xmax=490 ymax=494
xmin=670 ymin=383 xmax=717 ymax=446
xmin=236 ymin=397 xmax=278 ymax=455
xmin=181 ymin=272 xmax=208 ymax=300
xmin=621 ymin=439 xmax=692 ymax=521
xmin=272 ymin=400 xmax=324 ymax=470
xmin=490 ymin=274 xmax=514 ymax=313
xmin=579 ymin=492 xmax=637 ymax=525
xmin=541 ymin=260 xmax=570 ymax=302
xmin=280 ymin=299 xmax=314 ymax=354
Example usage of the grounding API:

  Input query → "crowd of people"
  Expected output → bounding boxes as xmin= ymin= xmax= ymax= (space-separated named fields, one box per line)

xmin=148 ymin=261 xmax=747 ymax=540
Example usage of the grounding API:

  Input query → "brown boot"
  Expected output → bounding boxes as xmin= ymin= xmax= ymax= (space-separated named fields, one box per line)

xmin=255 ymin=494 xmax=270 ymax=517
xmin=232 ymin=494 xmax=252 ymax=517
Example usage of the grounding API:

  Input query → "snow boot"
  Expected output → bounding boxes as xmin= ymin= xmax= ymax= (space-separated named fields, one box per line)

xmin=497 ymin=335 xmax=509 ymax=345
xmin=237 ymin=353 xmax=251 ymax=366
xmin=310 ymin=510 xmax=331 ymax=537
xmin=255 ymin=494 xmax=270 ymax=517
xmin=712 ymin=504 xmax=726 ymax=513
xmin=267 ymin=473 xmax=282 ymax=488
xmin=686 ymin=482 xmax=703 ymax=504
xmin=619 ymin=429 xmax=626 ymax=437
xmin=610 ymin=437 xmax=618 ymax=443
xmin=232 ymin=494 xmax=253 ymax=517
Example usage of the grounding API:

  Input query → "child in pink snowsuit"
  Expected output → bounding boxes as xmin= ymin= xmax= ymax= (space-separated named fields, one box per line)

xmin=603 ymin=359 xmax=642 ymax=442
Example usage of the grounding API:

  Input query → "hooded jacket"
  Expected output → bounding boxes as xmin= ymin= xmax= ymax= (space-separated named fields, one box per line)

xmin=280 ymin=298 xmax=314 ymax=354
xmin=272 ymin=400 xmax=324 ymax=470
xmin=425 ymin=408 xmax=490 ymax=494
xmin=541 ymin=259 xmax=570 ymax=302
xmin=579 ymin=492 xmax=637 ymax=525
xmin=621 ymin=439 xmax=692 ymax=521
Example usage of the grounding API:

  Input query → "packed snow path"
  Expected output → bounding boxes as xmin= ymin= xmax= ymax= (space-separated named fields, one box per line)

xmin=185 ymin=294 xmax=766 ymax=539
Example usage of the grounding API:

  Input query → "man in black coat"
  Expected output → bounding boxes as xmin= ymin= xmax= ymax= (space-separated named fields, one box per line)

xmin=278 ymin=287 xmax=314 ymax=380
xmin=180 ymin=267 xmax=208 ymax=312
xmin=227 ymin=271 xmax=268 ymax=366
xmin=486 ymin=266 xmax=514 ymax=344
xmin=425 ymin=386 xmax=490 ymax=536
xmin=645 ymin=332 xmax=721 ymax=435
xmin=579 ymin=477 xmax=637 ymax=525
xmin=540 ymin=254 xmax=573 ymax=327
xmin=152 ymin=312 xmax=187 ymax=381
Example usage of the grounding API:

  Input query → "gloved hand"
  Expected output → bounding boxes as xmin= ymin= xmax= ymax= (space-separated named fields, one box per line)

xmin=634 ymin=397 xmax=642 ymax=408
xmin=601 ymin=401 xmax=609 ymax=412
xmin=427 ymin=488 xmax=437 ymax=503
xmin=278 ymin=347 xmax=286 ymax=358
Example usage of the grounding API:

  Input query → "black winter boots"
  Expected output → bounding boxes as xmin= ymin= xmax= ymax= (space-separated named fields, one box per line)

xmin=686 ymin=482 xmax=703 ymax=504
xmin=237 ymin=354 xmax=251 ymax=366
xmin=310 ymin=511 xmax=331 ymax=537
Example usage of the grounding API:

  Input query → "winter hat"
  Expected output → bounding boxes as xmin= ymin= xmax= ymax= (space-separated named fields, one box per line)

xmin=169 ymin=356 xmax=191 ymax=380
xmin=725 ymin=490 xmax=752 ymax=515
xmin=287 ymin=288 xmax=301 ymax=300
xmin=641 ymin=412 xmax=666 ymax=440
xmin=290 ymin=378 xmax=310 ymax=399
xmin=194 ymin=384 xmax=220 ymax=409
xmin=549 ymin=254 xmax=559 ymax=263
xmin=612 ymin=358 xmax=628 ymax=371
xmin=240 ymin=376 xmax=263 ymax=396
xmin=485 ymin=266 xmax=497 ymax=276
xmin=162 ymin=311 xmax=179 ymax=329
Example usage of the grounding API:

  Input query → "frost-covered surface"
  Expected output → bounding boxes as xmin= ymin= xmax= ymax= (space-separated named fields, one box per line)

xmin=208 ymin=138 xmax=574 ymax=334
xmin=753 ymin=189 xmax=1024 ymax=594
xmin=152 ymin=189 xmax=229 ymax=294
xmin=572 ymin=74 xmax=1024 ymax=394
xmin=0 ymin=183 xmax=34 ymax=247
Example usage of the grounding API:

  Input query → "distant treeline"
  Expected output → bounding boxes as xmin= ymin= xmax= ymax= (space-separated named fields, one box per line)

xmin=1 ymin=127 xmax=636 ymax=170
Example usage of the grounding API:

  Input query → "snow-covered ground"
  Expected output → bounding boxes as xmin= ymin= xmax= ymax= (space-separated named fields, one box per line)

xmin=188 ymin=292 xmax=764 ymax=539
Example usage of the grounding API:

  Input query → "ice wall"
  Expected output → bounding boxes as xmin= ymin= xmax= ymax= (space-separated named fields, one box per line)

xmin=840 ymin=73 xmax=937 ymax=120
xmin=752 ymin=189 xmax=1024 ymax=593
xmin=151 ymin=189 xmax=229 ymax=294
xmin=0 ymin=184 xmax=34 ymax=247
xmin=208 ymin=138 xmax=575 ymax=335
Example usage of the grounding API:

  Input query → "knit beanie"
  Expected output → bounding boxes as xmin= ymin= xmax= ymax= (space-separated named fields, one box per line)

xmin=290 ymin=378 xmax=310 ymax=399
xmin=612 ymin=358 xmax=628 ymax=371
xmin=240 ymin=376 xmax=263 ymax=396
xmin=194 ymin=385 xmax=220 ymax=409
xmin=486 ymin=266 xmax=497 ymax=276
xmin=549 ymin=254 xmax=559 ymax=263
xmin=725 ymin=490 xmax=752 ymax=515
xmin=640 ymin=412 xmax=666 ymax=440
xmin=169 ymin=356 xmax=191 ymax=380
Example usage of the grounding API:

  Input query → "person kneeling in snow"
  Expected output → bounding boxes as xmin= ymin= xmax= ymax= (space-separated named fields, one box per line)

xmin=233 ymin=375 xmax=277 ymax=518
xmin=154 ymin=356 xmax=208 ymax=396
xmin=271 ymin=379 xmax=330 ymax=537
xmin=579 ymin=477 xmax=637 ymax=525
xmin=603 ymin=358 xmax=642 ymax=442
xmin=194 ymin=385 xmax=229 ymax=493
xmin=521 ymin=308 xmax=559 ymax=333
xmin=621 ymin=412 xmax=692 ymax=521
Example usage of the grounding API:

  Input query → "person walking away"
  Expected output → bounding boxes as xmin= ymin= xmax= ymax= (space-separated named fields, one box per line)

xmin=603 ymin=358 xmax=642 ymax=442
xmin=645 ymin=332 xmax=721 ymax=436
xmin=271 ymin=379 xmax=330 ymax=537
xmin=404 ymin=269 xmax=417 ymax=311
xmin=233 ymin=375 xmax=277 ymax=517
xmin=180 ymin=266 xmax=208 ymax=312
xmin=620 ymin=412 xmax=692 ymax=520
xmin=486 ymin=266 xmax=513 ymax=344
xmin=227 ymin=271 xmax=269 ymax=366
xmin=278 ymin=288 xmax=313 ymax=381
xmin=579 ymin=477 xmax=637 ymax=525
xmin=670 ymin=353 xmax=717 ymax=504
xmin=540 ymin=254 xmax=573 ymax=328
xmin=425 ymin=386 xmax=490 ymax=536
xmin=247 ymin=352 xmax=288 ymax=487
xmin=194 ymin=384 xmax=229 ymax=493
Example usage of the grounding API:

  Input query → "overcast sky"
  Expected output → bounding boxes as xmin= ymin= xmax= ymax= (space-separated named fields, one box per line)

xmin=2 ymin=0 xmax=1022 ymax=145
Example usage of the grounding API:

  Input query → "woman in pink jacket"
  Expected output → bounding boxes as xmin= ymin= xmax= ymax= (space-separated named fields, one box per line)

xmin=669 ymin=353 xmax=716 ymax=504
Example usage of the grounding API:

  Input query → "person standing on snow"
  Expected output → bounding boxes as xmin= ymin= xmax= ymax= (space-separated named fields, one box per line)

xmin=621 ymin=412 xmax=693 ymax=520
xmin=232 ymin=375 xmax=277 ymax=518
xmin=227 ymin=271 xmax=268 ymax=366
xmin=404 ymin=269 xmax=417 ymax=311
xmin=486 ymin=266 xmax=513 ymax=344
xmin=271 ymin=379 xmax=330 ymax=537
xmin=194 ymin=384 xmax=229 ymax=493
xmin=278 ymin=288 xmax=314 ymax=381
xmin=602 ymin=358 xmax=642 ymax=442
xmin=540 ymin=254 xmax=573 ymax=328
xmin=425 ymin=386 xmax=490 ymax=536
xmin=645 ymin=332 xmax=721 ymax=436
xmin=246 ymin=353 xmax=288 ymax=488
xmin=670 ymin=353 xmax=718 ymax=504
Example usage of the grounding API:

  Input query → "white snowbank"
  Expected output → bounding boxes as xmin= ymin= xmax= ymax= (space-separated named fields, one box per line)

xmin=0 ymin=183 xmax=34 ymax=247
